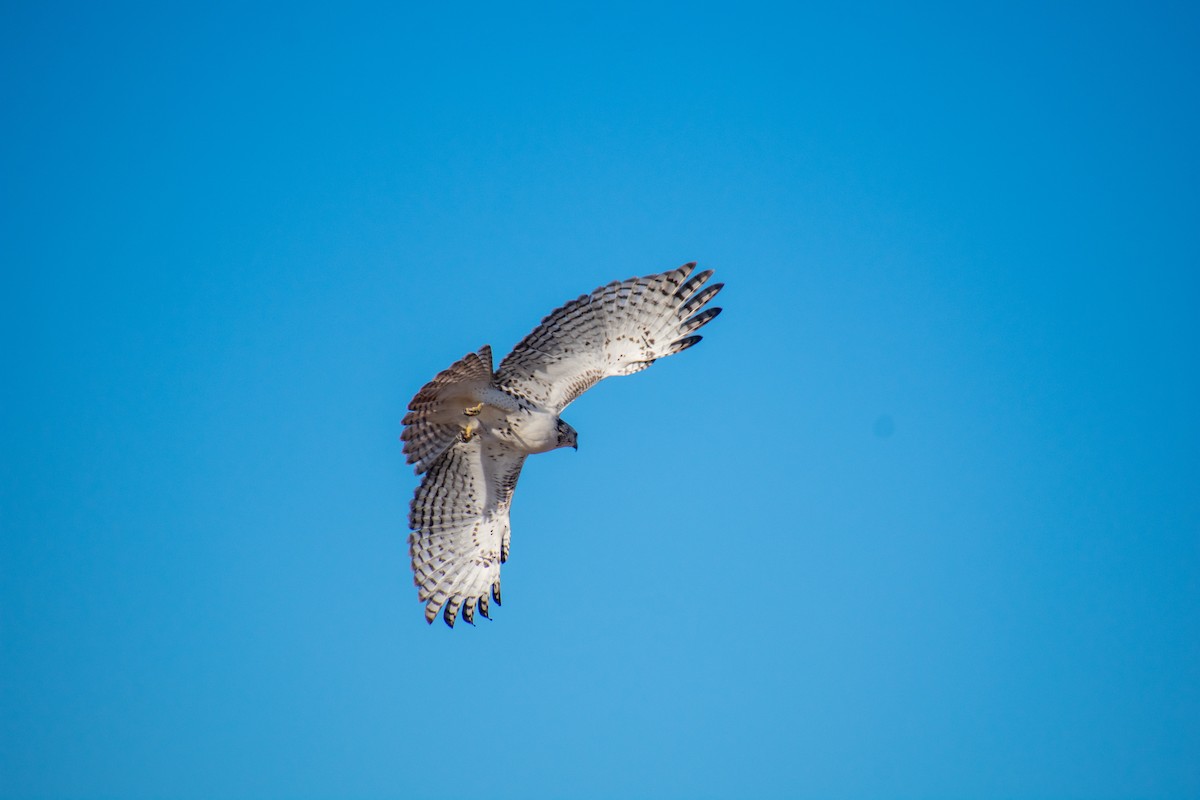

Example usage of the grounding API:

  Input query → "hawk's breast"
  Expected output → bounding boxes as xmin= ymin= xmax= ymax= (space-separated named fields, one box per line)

xmin=496 ymin=407 xmax=562 ymax=454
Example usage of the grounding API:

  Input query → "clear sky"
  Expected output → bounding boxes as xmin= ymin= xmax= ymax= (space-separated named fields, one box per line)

xmin=2 ymin=2 xmax=1198 ymax=798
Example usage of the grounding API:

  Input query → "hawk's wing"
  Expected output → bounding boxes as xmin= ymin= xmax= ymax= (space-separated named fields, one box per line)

xmin=495 ymin=263 xmax=723 ymax=413
xmin=408 ymin=434 xmax=526 ymax=626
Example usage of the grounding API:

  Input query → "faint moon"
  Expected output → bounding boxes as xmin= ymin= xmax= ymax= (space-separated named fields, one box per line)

xmin=873 ymin=414 xmax=895 ymax=438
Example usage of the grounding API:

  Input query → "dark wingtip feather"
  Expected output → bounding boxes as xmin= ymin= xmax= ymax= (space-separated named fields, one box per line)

xmin=680 ymin=306 xmax=722 ymax=334
xmin=680 ymin=283 xmax=723 ymax=317
xmin=675 ymin=268 xmax=714 ymax=300
xmin=670 ymin=334 xmax=703 ymax=354
xmin=666 ymin=261 xmax=698 ymax=287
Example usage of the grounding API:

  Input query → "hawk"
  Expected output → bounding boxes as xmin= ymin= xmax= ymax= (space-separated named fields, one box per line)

xmin=402 ymin=263 xmax=723 ymax=626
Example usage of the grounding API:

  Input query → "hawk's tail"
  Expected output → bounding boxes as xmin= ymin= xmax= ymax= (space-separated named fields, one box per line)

xmin=401 ymin=345 xmax=494 ymax=474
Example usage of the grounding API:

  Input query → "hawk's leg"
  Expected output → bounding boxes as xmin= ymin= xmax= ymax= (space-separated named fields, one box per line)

xmin=459 ymin=417 xmax=481 ymax=442
xmin=464 ymin=403 xmax=483 ymax=417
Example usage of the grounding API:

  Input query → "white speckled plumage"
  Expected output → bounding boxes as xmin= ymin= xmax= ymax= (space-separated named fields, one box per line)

xmin=402 ymin=263 xmax=723 ymax=626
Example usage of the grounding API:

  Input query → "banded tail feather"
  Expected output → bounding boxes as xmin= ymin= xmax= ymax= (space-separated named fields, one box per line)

xmin=401 ymin=345 xmax=494 ymax=474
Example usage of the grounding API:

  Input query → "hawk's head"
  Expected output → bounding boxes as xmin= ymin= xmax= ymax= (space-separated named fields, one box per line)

xmin=555 ymin=418 xmax=578 ymax=451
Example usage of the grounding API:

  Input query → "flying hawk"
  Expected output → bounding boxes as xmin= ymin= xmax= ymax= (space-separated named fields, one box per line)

xmin=402 ymin=263 xmax=723 ymax=626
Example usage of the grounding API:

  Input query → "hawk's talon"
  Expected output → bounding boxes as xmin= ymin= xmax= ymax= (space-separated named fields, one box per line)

xmin=460 ymin=418 xmax=480 ymax=442
xmin=464 ymin=403 xmax=483 ymax=417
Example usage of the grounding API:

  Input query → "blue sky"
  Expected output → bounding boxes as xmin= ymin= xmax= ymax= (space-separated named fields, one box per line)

xmin=2 ymin=2 xmax=1198 ymax=798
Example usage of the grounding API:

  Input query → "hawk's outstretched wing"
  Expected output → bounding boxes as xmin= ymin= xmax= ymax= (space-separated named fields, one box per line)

xmin=495 ymin=263 xmax=723 ymax=413
xmin=408 ymin=434 xmax=525 ymax=627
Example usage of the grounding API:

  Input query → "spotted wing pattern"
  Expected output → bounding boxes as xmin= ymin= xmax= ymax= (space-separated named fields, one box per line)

xmin=495 ymin=263 xmax=723 ymax=413
xmin=408 ymin=434 xmax=526 ymax=626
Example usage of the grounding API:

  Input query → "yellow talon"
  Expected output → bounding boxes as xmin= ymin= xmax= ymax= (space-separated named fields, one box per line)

xmin=460 ymin=418 xmax=480 ymax=442
xmin=464 ymin=403 xmax=483 ymax=417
